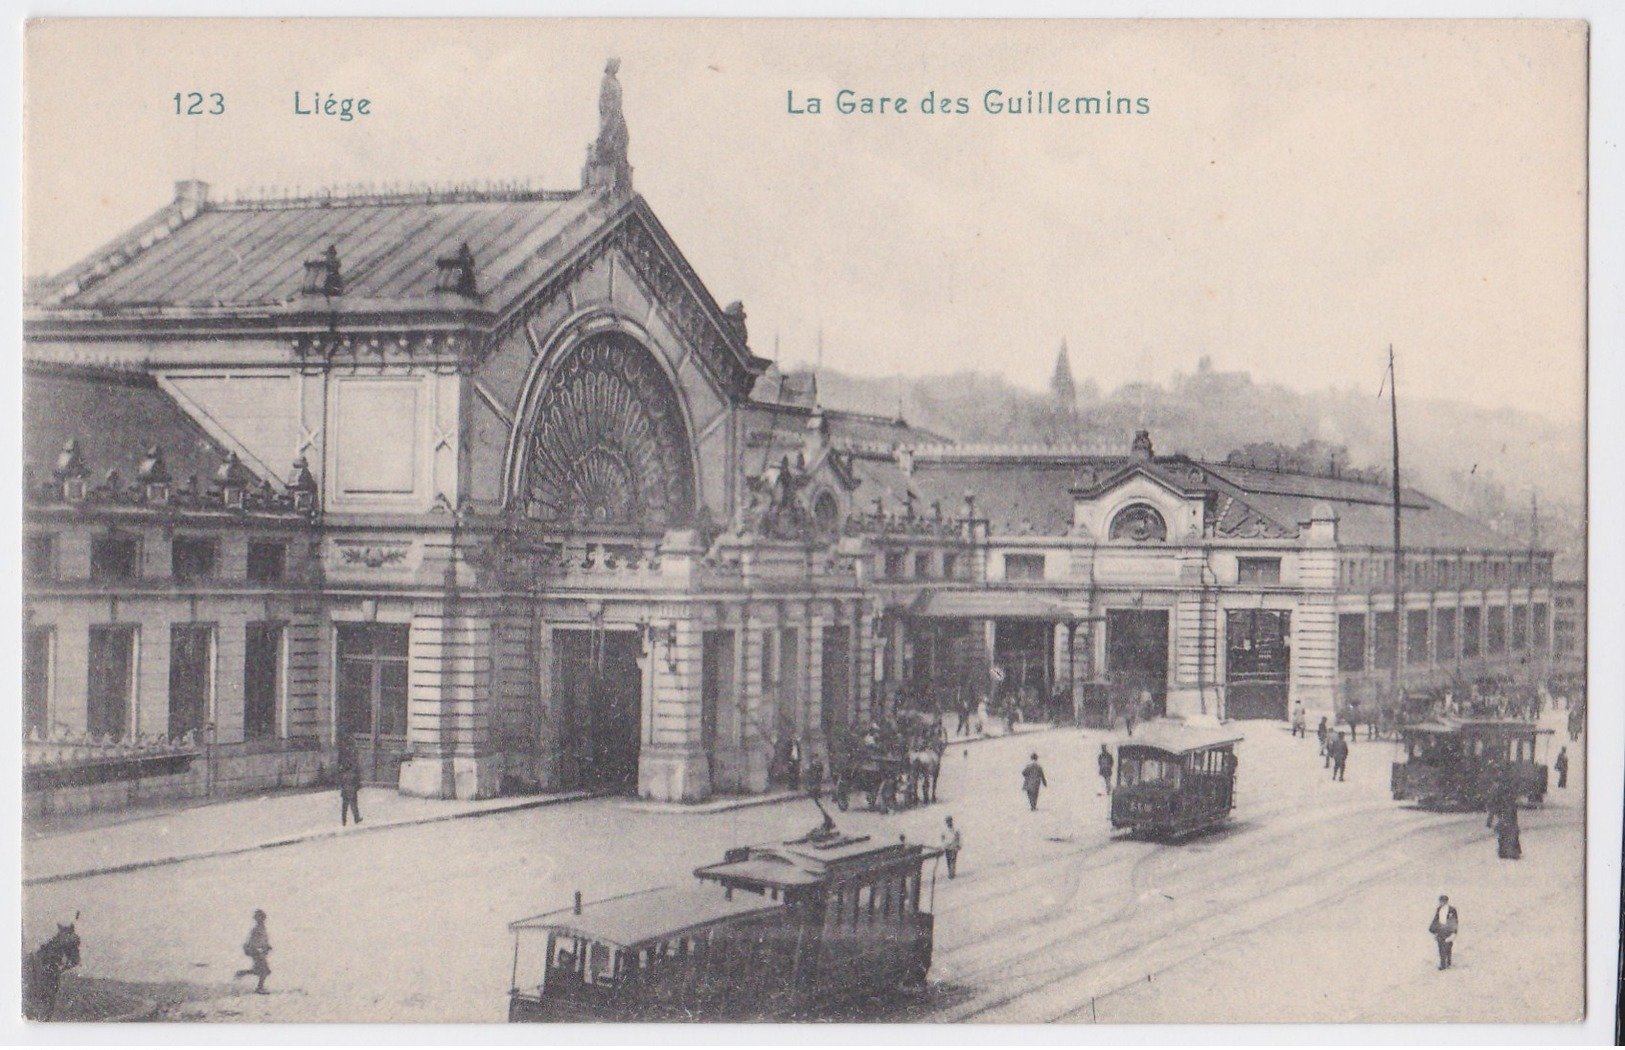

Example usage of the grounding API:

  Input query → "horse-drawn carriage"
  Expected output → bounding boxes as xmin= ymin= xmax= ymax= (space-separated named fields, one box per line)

xmin=829 ymin=711 xmax=944 ymax=814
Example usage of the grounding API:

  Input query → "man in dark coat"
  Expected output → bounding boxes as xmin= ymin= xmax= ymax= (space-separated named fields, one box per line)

xmin=1428 ymin=895 xmax=1458 ymax=970
xmin=1021 ymin=753 xmax=1048 ymax=811
xmin=338 ymin=742 xmax=363 ymax=826
xmin=1554 ymin=746 xmax=1570 ymax=789
xmin=1488 ymin=773 xmax=1522 ymax=859
xmin=1327 ymin=732 xmax=1349 ymax=781
xmin=1097 ymin=744 xmax=1115 ymax=796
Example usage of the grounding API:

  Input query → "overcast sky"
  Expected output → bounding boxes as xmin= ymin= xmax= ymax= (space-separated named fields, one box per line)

xmin=24 ymin=18 xmax=1587 ymax=423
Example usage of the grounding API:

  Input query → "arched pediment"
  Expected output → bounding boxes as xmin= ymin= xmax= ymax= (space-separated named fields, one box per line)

xmin=508 ymin=329 xmax=696 ymax=534
xmin=1077 ymin=472 xmax=1205 ymax=543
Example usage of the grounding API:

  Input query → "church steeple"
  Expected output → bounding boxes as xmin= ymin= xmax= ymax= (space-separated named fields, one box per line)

xmin=582 ymin=58 xmax=633 ymax=198
xmin=1050 ymin=339 xmax=1078 ymax=435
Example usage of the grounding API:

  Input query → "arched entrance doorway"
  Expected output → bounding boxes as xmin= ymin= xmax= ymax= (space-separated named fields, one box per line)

xmin=514 ymin=330 xmax=699 ymax=795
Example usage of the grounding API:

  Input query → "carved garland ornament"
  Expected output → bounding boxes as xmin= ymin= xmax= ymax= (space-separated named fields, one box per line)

xmin=520 ymin=334 xmax=694 ymax=533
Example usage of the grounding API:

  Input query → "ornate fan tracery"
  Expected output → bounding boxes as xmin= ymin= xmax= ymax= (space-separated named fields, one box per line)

xmin=520 ymin=335 xmax=694 ymax=532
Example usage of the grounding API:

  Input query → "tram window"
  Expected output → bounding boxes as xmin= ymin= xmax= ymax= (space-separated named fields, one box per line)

xmin=588 ymin=942 xmax=614 ymax=984
xmin=553 ymin=937 xmax=583 ymax=974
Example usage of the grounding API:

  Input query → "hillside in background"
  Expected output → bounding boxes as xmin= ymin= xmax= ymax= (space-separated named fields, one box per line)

xmin=797 ymin=360 xmax=1585 ymax=577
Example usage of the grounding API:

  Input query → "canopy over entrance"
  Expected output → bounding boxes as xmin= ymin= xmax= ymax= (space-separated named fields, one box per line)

xmin=908 ymin=590 xmax=1075 ymax=621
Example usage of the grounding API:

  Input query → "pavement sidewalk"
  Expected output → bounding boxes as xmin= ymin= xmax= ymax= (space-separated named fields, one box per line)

xmin=24 ymin=717 xmax=1059 ymax=887
xmin=23 ymin=786 xmax=597 ymax=886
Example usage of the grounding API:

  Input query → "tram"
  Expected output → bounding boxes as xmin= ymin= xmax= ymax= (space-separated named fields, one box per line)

xmin=1390 ymin=718 xmax=1551 ymax=809
xmin=506 ymin=816 xmax=942 ymax=1022
xmin=1111 ymin=722 xmax=1243 ymax=839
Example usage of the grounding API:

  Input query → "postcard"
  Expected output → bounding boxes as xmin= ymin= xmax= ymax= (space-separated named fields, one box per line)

xmin=16 ymin=14 xmax=1601 ymax=1033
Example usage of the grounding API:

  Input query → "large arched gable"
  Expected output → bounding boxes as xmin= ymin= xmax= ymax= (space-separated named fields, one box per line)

xmin=507 ymin=325 xmax=697 ymax=534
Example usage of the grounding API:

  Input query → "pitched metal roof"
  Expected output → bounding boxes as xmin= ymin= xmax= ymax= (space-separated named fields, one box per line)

xmin=40 ymin=188 xmax=605 ymax=313
xmin=24 ymin=366 xmax=261 ymax=487
xmin=905 ymin=459 xmax=1085 ymax=536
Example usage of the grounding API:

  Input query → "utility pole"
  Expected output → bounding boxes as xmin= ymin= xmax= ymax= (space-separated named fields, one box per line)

xmin=1389 ymin=345 xmax=1403 ymax=700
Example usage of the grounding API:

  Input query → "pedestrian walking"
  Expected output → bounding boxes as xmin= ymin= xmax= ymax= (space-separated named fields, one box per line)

xmin=1345 ymin=701 xmax=1361 ymax=745
xmin=1096 ymin=743 xmax=1114 ymax=796
xmin=788 ymin=737 xmax=803 ymax=790
xmin=1554 ymin=746 xmax=1569 ymax=789
xmin=1290 ymin=701 xmax=1306 ymax=738
xmin=1316 ymin=716 xmax=1330 ymax=763
xmin=1488 ymin=774 xmax=1522 ymax=859
xmin=806 ymin=755 xmax=825 ymax=802
xmin=1327 ymin=731 xmax=1349 ymax=781
xmin=1428 ymin=895 xmax=1458 ymax=970
xmin=338 ymin=741 xmax=363 ymax=826
xmin=955 ymin=700 xmax=971 ymax=738
xmin=941 ymin=816 xmax=962 ymax=879
xmin=1021 ymin=753 xmax=1048 ymax=811
xmin=234 ymin=909 xmax=272 ymax=994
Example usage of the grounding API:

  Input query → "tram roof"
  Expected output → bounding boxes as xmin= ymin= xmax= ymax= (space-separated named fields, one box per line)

xmin=1117 ymin=721 xmax=1244 ymax=755
xmin=508 ymin=884 xmax=779 ymax=949
xmin=1399 ymin=719 xmax=1553 ymax=736
xmin=694 ymin=833 xmax=934 ymax=892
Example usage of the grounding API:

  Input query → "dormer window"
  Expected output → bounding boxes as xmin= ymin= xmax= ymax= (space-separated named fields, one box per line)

xmin=1109 ymin=504 xmax=1167 ymax=543
xmin=302 ymin=244 xmax=343 ymax=296
xmin=435 ymin=242 xmax=477 ymax=297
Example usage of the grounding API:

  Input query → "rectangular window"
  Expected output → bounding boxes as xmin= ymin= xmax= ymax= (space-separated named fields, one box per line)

xmin=1237 ymin=557 xmax=1282 ymax=585
xmin=1337 ymin=614 xmax=1366 ymax=673
xmin=1435 ymin=608 xmax=1457 ymax=663
xmin=91 ymin=536 xmax=140 ymax=581
xmin=1532 ymin=603 xmax=1549 ymax=649
xmin=247 ymin=541 xmax=287 ymax=583
xmin=1486 ymin=606 xmax=1507 ymax=653
xmin=25 ymin=534 xmax=56 ymax=579
xmin=87 ymin=625 xmax=137 ymax=739
xmin=942 ymin=553 xmax=958 ymax=580
xmin=1462 ymin=606 xmax=1482 ymax=657
xmin=1373 ymin=611 xmax=1398 ymax=670
xmin=914 ymin=552 xmax=932 ymax=579
xmin=171 ymin=537 xmax=218 ymax=581
xmin=1511 ymin=604 xmax=1528 ymax=651
xmin=884 ymin=551 xmax=905 ymax=580
xmin=1406 ymin=609 xmax=1430 ymax=665
xmin=169 ymin=625 xmax=214 ymax=739
xmin=24 ymin=627 xmax=53 ymax=735
xmin=244 ymin=622 xmax=285 ymax=740
xmin=1005 ymin=554 xmax=1045 ymax=581
xmin=337 ymin=623 xmax=410 ymax=740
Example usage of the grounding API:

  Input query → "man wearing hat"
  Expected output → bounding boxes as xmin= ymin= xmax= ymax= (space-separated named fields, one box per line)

xmin=1021 ymin=753 xmax=1048 ymax=811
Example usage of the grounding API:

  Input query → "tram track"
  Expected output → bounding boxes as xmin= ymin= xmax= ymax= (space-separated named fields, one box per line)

xmin=926 ymin=801 xmax=1575 ymax=1023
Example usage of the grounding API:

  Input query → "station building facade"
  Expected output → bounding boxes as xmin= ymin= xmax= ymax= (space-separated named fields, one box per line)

xmin=21 ymin=69 xmax=1556 ymax=814
xmin=864 ymin=437 xmax=1557 ymax=725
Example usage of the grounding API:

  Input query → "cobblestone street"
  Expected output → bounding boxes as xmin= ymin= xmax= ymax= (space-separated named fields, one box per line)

xmin=23 ymin=711 xmax=1585 ymax=1026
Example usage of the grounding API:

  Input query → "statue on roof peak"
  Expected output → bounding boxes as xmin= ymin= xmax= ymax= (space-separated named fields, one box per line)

xmin=583 ymin=57 xmax=633 ymax=196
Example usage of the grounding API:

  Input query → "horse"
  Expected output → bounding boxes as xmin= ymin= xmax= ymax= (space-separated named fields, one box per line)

xmin=23 ymin=919 xmax=81 ymax=1021
xmin=909 ymin=747 xmax=943 ymax=805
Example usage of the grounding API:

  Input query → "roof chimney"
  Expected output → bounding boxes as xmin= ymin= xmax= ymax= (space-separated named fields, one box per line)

xmin=174 ymin=180 xmax=210 ymax=219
